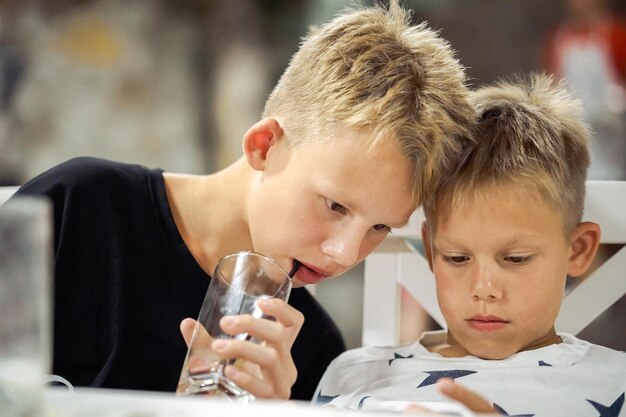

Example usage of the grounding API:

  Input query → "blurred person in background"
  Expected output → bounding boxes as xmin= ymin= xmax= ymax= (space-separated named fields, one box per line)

xmin=543 ymin=0 xmax=626 ymax=353
xmin=543 ymin=0 xmax=626 ymax=180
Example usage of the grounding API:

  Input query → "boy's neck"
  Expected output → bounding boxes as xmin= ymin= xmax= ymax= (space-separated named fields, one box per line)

xmin=428 ymin=328 xmax=562 ymax=359
xmin=163 ymin=157 xmax=255 ymax=276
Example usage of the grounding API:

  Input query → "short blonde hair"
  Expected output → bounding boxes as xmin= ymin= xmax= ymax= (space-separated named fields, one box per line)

xmin=263 ymin=0 xmax=475 ymax=202
xmin=425 ymin=73 xmax=591 ymax=234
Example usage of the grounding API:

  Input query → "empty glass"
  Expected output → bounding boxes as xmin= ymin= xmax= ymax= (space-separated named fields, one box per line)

xmin=176 ymin=251 xmax=292 ymax=401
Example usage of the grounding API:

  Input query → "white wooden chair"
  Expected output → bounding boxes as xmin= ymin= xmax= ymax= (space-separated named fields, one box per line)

xmin=0 ymin=186 xmax=19 ymax=206
xmin=362 ymin=180 xmax=626 ymax=347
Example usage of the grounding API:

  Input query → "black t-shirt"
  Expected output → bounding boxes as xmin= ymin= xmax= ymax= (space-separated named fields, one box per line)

xmin=15 ymin=157 xmax=345 ymax=400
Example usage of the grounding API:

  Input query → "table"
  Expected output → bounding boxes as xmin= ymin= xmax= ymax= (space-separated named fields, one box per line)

xmin=41 ymin=385 xmax=503 ymax=417
xmin=42 ymin=387 xmax=445 ymax=417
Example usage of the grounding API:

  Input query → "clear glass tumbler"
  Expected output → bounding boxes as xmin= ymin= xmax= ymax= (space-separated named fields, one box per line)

xmin=176 ymin=251 xmax=291 ymax=401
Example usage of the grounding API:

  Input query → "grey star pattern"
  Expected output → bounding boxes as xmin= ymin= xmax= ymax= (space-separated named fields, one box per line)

xmin=587 ymin=393 xmax=624 ymax=417
xmin=357 ymin=395 xmax=372 ymax=409
xmin=389 ymin=352 xmax=414 ymax=366
xmin=493 ymin=402 xmax=535 ymax=416
xmin=417 ymin=370 xmax=476 ymax=388
xmin=315 ymin=394 xmax=339 ymax=405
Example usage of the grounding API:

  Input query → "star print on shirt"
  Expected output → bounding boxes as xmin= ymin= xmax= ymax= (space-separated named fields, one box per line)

xmin=417 ymin=370 xmax=476 ymax=388
xmin=538 ymin=360 xmax=552 ymax=366
xmin=587 ymin=392 xmax=624 ymax=417
xmin=389 ymin=352 xmax=414 ymax=366
xmin=493 ymin=402 xmax=535 ymax=416
xmin=357 ymin=395 xmax=372 ymax=409
xmin=315 ymin=394 xmax=339 ymax=405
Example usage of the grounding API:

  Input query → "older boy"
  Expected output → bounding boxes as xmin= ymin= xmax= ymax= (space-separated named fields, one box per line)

xmin=12 ymin=1 xmax=474 ymax=401
xmin=314 ymin=74 xmax=626 ymax=415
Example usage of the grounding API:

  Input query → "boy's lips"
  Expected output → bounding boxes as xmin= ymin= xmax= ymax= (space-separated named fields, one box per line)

xmin=293 ymin=261 xmax=330 ymax=285
xmin=465 ymin=314 xmax=510 ymax=331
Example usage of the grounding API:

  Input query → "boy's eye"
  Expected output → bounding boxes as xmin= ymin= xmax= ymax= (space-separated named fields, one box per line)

xmin=504 ymin=255 xmax=533 ymax=265
xmin=325 ymin=199 xmax=347 ymax=214
xmin=372 ymin=224 xmax=391 ymax=233
xmin=442 ymin=255 xmax=469 ymax=265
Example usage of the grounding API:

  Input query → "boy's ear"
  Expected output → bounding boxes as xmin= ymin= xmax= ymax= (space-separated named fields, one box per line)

xmin=242 ymin=117 xmax=284 ymax=171
xmin=421 ymin=220 xmax=435 ymax=272
xmin=567 ymin=221 xmax=601 ymax=277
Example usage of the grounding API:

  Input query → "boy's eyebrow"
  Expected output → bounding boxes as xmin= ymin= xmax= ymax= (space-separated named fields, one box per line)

xmin=434 ymin=234 xmax=542 ymax=247
xmin=331 ymin=189 xmax=410 ymax=228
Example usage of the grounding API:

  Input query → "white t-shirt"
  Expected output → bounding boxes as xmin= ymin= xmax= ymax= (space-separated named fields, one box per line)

xmin=314 ymin=331 xmax=626 ymax=416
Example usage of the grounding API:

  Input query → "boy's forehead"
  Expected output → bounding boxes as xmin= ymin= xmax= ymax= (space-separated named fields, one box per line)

xmin=440 ymin=181 xmax=544 ymax=211
xmin=430 ymin=183 xmax=567 ymax=236
xmin=292 ymin=130 xmax=417 ymax=225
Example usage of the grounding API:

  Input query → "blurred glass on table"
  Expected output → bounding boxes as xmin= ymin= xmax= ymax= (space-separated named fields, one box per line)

xmin=0 ymin=196 xmax=52 ymax=417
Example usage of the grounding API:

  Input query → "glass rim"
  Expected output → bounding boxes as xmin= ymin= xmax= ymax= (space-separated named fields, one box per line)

xmin=216 ymin=251 xmax=292 ymax=283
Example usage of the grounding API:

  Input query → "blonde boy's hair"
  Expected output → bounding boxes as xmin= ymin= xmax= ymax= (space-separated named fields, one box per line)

xmin=263 ymin=0 xmax=475 ymax=202
xmin=425 ymin=73 xmax=591 ymax=233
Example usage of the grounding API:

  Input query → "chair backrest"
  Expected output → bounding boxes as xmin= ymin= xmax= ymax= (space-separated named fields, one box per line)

xmin=0 ymin=186 xmax=19 ymax=206
xmin=362 ymin=180 xmax=626 ymax=347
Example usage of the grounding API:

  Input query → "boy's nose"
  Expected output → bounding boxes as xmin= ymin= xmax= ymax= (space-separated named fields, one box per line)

xmin=321 ymin=229 xmax=363 ymax=267
xmin=470 ymin=264 xmax=502 ymax=302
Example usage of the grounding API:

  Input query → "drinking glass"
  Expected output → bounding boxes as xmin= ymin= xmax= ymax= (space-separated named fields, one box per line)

xmin=0 ymin=196 xmax=52 ymax=417
xmin=176 ymin=251 xmax=292 ymax=401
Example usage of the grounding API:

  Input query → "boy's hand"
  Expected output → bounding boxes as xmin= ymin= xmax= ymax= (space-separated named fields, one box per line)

xmin=402 ymin=379 xmax=495 ymax=415
xmin=436 ymin=378 xmax=495 ymax=414
xmin=179 ymin=298 xmax=304 ymax=400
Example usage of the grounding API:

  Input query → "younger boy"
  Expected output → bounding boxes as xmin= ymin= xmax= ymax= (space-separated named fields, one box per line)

xmin=314 ymin=74 xmax=626 ymax=415
xmin=11 ymin=1 xmax=475 ymax=401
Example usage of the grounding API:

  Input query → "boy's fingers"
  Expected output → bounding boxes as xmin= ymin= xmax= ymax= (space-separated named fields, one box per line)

xmin=437 ymin=378 xmax=494 ymax=414
xmin=213 ymin=340 xmax=295 ymax=399
xmin=211 ymin=338 xmax=297 ymax=383
xmin=223 ymin=364 xmax=291 ymax=399
xmin=258 ymin=298 xmax=304 ymax=339
xmin=180 ymin=318 xmax=214 ymax=349
xmin=180 ymin=318 xmax=197 ymax=347
xmin=219 ymin=299 xmax=303 ymax=347
xmin=199 ymin=299 xmax=302 ymax=400
xmin=219 ymin=314 xmax=283 ymax=345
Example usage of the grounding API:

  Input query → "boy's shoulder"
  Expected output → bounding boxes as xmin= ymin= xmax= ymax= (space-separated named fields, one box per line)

xmin=33 ymin=156 xmax=155 ymax=184
xmin=19 ymin=157 xmax=160 ymax=198
xmin=566 ymin=333 xmax=626 ymax=363
xmin=328 ymin=335 xmax=434 ymax=371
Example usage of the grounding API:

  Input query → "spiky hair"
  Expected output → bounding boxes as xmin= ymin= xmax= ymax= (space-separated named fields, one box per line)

xmin=263 ymin=0 xmax=475 ymax=202
xmin=425 ymin=73 xmax=591 ymax=233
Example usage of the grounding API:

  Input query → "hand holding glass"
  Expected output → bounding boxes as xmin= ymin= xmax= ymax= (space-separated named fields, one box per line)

xmin=176 ymin=251 xmax=292 ymax=400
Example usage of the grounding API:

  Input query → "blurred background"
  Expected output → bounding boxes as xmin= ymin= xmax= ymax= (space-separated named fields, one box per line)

xmin=0 ymin=0 xmax=624 ymax=350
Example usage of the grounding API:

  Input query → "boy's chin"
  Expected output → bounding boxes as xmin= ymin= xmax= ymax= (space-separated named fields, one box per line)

xmin=461 ymin=339 xmax=521 ymax=360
